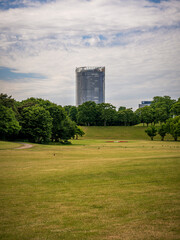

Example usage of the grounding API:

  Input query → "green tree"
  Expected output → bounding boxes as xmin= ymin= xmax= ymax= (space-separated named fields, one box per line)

xmin=135 ymin=106 xmax=154 ymax=126
xmin=47 ymin=104 xmax=77 ymax=143
xmin=125 ymin=108 xmax=137 ymax=126
xmin=64 ymin=105 xmax=78 ymax=122
xmin=157 ymin=123 xmax=167 ymax=141
xmin=145 ymin=126 xmax=157 ymax=140
xmin=17 ymin=97 xmax=53 ymax=113
xmin=20 ymin=105 xmax=53 ymax=143
xmin=74 ymin=126 xmax=85 ymax=139
xmin=0 ymin=105 xmax=21 ymax=139
xmin=0 ymin=93 xmax=16 ymax=109
xmin=77 ymin=101 xmax=97 ymax=126
xmin=118 ymin=106 xmax=126 ymax=111
xmin=64 ymin=105 xmax=72 ymax=115
xmin=117 ymin=109 xmax=127 ymax=126
xmin=0 ymin=93 xmax=19 ymax=118
xmin=97 ymin=103 xmax=116 ymax=126
xmin=18 ymin=98 xmax=78 ymax=143
xmin=171 ymin=99 xmax=180 ymax=116
xmin=58 ymin=118 xmax=77 ymax=143
xmin=69 ymin=106 xmax=78 ymax=122
xmin=151 ymin=96 xmax=176 ymax=123
xmin=47 ymin=104 xmax=67 ymax=142
xmin=166 ymin=116 xmax=180 ymax=141
xmin=117 ymin=108 xmax=137 ymax=126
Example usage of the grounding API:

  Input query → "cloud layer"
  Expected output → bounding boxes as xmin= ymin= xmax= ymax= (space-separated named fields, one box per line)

xmin=0 ymin=0 xmax=179 ymax=108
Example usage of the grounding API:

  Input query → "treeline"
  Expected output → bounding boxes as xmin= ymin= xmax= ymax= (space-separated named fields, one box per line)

xmin=0 ymin=93 xmax=179 ymax=143
xmin=0 ymin=94 xmax=84 ymax=143
xmin=64 ymin=96 xmax=179 ymax=127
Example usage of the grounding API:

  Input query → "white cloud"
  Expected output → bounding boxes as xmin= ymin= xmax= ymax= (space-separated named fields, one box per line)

xmin=0 ymin=0 xmax=179 ymax=109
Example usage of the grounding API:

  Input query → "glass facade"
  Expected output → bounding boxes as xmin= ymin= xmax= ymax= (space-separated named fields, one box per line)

xmin=138 ymin=101 xmax=152 ymax=108
xmin=76 ymin=67 xmax=105 ymax=106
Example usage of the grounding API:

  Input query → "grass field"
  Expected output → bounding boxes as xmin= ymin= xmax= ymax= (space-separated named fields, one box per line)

xmin=80 ymin=126 xmax=174 ymax=140
xmin=0 ymin=136 xmax=180 ymax=240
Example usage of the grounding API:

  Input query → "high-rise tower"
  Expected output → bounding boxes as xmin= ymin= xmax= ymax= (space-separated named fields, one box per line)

xmin=76 ymin=66 xmax=105 ymax=106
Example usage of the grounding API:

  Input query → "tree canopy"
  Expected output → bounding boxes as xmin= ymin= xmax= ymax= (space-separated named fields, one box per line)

xmin=1 ymin=93 xmax=179 ymax=142
xmin=20 ymin=105 xmax=53 ymax=143
xmin=0 ymin=105 xmax=21 ymax=140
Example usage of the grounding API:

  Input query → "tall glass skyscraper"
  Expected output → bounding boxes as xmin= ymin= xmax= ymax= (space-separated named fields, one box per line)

xmin=76 ymin=66 xmax=105 ymax=106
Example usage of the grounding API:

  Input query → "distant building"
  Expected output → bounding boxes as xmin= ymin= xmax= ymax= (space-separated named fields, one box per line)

xmin=138 ymin=101 xmax=152 ymax=108
xmin=76 ymin=66 xmax=105 ymax=106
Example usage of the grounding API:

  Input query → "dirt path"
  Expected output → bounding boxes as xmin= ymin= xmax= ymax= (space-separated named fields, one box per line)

xmin=15 ymin=143 xmax=34 ymax=149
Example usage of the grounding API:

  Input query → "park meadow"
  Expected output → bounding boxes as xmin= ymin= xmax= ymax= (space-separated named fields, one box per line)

xmin=0 ymin=126 xmax=180 ymax=240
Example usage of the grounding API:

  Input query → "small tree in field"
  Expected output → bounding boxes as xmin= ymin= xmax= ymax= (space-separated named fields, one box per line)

xmin=145 ymin=126 xmax=157 ymax=140
xmin=158 ymin=123 xmax=167 ymax=141
xmin=166 ymin=116 xmax=180 ymax=141
xmin=75 ymin=126 xmax=85 ymax=139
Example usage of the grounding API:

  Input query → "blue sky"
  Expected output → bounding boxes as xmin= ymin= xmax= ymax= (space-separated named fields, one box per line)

xmin=0 ymin=0 xmax=179 ymax=109
xmin=0 ymin=67 xmax=45 ymax=81
xmin=0 ymin=0 xmax=54 ymax=10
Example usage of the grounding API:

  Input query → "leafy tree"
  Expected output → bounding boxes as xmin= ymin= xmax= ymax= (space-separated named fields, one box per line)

xmin=117 ymin=109 xmax=127 ymax=126
xmin=47 ymin=104 xmax=67 ymax=142
xmin=118 ymin=106 xmax=126 ymax=111
xmin=77 ymin=101 xmax=97 ymax=126
xmin=47 ymin=103 xmax=77 ymax=143
xmin=58 ymin=118 xmax=77 ymax=143
xmin=97 ymin=103 xmax=116 ymax=126
xmin=17 ymin=97 xmax=53 ymax=113
xmin=69 ymin=106 xmax=78 ymax=122
xmin=0 ymin=93 xmax=19 ymax=118
xmin=125 ymin=108 xmax=137 ymax=126
xmin=20 ymin=105 xmax=53 ymax=143
xmin=18 ymin=98 xmax=78 ymax=143
xmin=157 ymin=123 xmax=167 ymax=141
xmin=70 ymin=106 xmax=78 ymax=122
xmin=171 ymin=99 xmax=180 ymax=116
xmin=64 ymin=105 xmax=72 ymax=115
xmin=64 ymin=105 xmax=78 ymax=122
xmin=151 ymin=96 xmax=176 ymax=123
xmin=74 ymin=126 xmax=85 ymax=139
xmin=135 ymin=106 xmax=154 ymax=126
xmin=153 ymin=107 xmax=169 ymax=124
xmin=166 ymin=116 xmax=180 ymax=141
xmin=0 ymin=93 xmax=16 ymax=109
xmin=145 ymin=126 xmax=157 ymax=140
xmin=0 ymin=105 xmax=21 ymax=139
xmin=117 ymin=108 xmax=137 ymax=126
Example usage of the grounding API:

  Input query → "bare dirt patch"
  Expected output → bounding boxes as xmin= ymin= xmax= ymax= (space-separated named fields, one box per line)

xmin=15 ymin=143 xmax=33 ymax=149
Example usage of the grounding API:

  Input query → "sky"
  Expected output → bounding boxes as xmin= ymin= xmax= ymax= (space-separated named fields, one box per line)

xmin=0 ymin=0 xmax=179 ymax=109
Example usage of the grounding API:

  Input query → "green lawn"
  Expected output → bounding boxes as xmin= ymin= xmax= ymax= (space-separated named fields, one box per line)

xmin=80 ymin=126 xmax=173 ymax=140
xmin=0 ymin=139 xmax=180 ymax=240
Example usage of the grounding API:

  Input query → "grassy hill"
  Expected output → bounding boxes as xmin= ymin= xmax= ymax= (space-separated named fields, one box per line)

xmin=80 ymin=126 xmax=173 ymax=141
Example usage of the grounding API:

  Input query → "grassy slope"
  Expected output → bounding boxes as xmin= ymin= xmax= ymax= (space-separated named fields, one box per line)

xmin=0 ymin=140 xmax=180 ymax=240
xmin=80 ymin=126 xmax=173 ymax=140
xmin=0 ymin=141 xmax=22 ymax=150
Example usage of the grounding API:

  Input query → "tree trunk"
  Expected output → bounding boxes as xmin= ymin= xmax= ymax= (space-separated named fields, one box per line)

xmin=151 ymin=136 xmax=153 ymax=140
